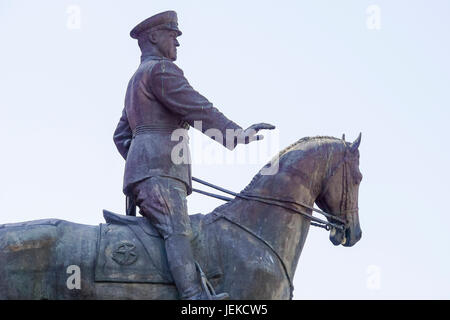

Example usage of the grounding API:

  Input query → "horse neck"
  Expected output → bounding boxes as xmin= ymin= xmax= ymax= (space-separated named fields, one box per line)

xmin=218 ymin=152 xmax=325 ymax=279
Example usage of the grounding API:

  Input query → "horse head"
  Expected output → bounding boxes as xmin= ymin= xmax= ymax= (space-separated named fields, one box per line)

xmin=315 ymin=133 xmax=363 ymax=247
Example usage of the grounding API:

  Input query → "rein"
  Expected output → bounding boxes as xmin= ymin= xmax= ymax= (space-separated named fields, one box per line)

xmin=192 ymin=155 xmax=351 ymax=231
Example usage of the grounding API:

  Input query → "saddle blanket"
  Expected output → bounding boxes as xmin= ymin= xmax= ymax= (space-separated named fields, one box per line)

xmin=94 ymin=211 xmax=173 ymax=283
xmin=94 ymin=210 xmax=220 ymax=284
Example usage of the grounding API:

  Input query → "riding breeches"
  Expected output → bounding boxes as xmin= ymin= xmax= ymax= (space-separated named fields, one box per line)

xmin=131 ymin=176 xmax=192 ymax=240
xmin=131 ymin=176 xmax=201 ymax=299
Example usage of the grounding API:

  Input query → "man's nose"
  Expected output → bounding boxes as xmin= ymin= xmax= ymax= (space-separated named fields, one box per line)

xmin=175 ymin=39 xmax=180 ymax=47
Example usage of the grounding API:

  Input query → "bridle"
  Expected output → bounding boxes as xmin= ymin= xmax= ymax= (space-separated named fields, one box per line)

xmin=312 ymin=146 xmax=360 ymax=231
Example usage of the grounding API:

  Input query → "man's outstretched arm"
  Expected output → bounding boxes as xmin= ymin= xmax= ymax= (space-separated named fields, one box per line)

xmin=150 ymin=60 xmax=276 ymax=150
xmin=150 ymin=61 xmax=239 ymax=131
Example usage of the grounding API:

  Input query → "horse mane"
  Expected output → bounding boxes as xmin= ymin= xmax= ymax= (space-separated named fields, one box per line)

xmin=213 ymin=136 xmax=343 ymax=212
xmin=242 ymin=135 xmax=342 ymax=192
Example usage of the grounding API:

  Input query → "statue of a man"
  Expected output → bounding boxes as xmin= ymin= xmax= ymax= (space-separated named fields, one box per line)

xmin=113 ymin=11 xmax=274 ymax=300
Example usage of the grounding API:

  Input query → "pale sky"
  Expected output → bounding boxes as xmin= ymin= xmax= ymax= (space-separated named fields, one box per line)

xmin=1 ymin=0 xmax=449 ymax=299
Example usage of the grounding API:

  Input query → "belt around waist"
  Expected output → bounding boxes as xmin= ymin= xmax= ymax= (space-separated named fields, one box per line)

xmin=132 ymin=124 xmax=189 ymax=137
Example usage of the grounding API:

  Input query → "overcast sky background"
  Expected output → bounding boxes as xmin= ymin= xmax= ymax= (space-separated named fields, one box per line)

xmin=1 ymin=0 xmax=449 ymax=299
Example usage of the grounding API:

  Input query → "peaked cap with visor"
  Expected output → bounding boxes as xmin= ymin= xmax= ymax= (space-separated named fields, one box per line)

xmin=130 ymin=10 xmax=182 ymax=39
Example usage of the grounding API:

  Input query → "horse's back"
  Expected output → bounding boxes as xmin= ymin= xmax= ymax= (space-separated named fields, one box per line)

xmin=0 ymin=219 xmax=98 ymax=299
xmin=0 ymin=217 xmax=182 ymax=299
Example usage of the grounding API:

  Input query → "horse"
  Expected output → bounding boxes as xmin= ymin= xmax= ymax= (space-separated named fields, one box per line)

xmin=0 ymin=134 xmax=362 ymax=299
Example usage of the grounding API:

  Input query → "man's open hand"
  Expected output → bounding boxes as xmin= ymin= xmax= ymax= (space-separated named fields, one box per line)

xmin=237 ymin=123 xmax=276 ymax=145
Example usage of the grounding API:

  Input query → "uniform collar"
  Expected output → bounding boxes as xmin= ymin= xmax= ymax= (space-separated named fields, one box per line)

xmin=140 ymin=54 xmax=171 ymax=63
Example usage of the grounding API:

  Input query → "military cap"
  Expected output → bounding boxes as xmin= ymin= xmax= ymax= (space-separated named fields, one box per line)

xmin=130 ymin=11 xmax=182 ymax=39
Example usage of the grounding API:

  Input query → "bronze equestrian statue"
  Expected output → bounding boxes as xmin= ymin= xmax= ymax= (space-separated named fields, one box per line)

xmin=113 ymin=11 xmax=275 ymax=300
xmin=0 ymin=134 xmax=362 ymax=299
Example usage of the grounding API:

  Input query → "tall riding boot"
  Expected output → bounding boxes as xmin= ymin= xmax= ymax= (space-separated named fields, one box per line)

xmin=165 ymin=234 xmax=229 ymax=300
xmin=165 ymin=234 xmax=202 ymax=299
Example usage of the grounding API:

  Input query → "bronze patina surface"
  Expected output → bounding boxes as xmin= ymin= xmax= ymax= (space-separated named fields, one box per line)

xmin=0 ymin=135 xmax=362 ymax=299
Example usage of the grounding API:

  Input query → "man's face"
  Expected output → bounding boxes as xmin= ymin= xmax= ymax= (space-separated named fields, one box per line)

xmin=154 ymin=29 xmax=180 ymax=61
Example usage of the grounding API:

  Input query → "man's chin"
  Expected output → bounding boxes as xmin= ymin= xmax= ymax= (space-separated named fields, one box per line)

xmin=168 ymin=54 xmax=177 ymax=61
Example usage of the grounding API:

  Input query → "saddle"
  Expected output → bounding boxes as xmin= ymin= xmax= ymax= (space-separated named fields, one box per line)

xmin=94 ymin=210 xmax=221 ymax=284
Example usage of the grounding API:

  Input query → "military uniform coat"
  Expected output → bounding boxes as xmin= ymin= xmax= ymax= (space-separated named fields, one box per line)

xmin=113 ymin=55 xmax=242 ymax=195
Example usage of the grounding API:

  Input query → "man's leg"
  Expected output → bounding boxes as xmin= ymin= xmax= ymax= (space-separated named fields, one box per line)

xmin=165 ymin=234 xmax=202 ymax=299
xmin=131 ymin=176 xmax=202 ymax=299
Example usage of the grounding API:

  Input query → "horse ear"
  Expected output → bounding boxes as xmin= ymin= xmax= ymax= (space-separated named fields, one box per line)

xmin=350 ymin=132 xmax=362 ymax=152
xmin=342 ymin=134 xmax=345 ymax=141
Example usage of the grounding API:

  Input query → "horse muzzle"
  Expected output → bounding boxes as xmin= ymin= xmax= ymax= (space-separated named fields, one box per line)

xmin=330 ymin=225 xmax=362 ymax=247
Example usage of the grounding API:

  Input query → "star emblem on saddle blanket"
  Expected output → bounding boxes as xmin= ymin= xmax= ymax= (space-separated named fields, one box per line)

xmin=112 ymin=242 xmax=138 ymax=265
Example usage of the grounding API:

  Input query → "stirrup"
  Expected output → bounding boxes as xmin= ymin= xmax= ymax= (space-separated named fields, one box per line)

xmin=195 ymin=262 xmax=229 ymax=300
